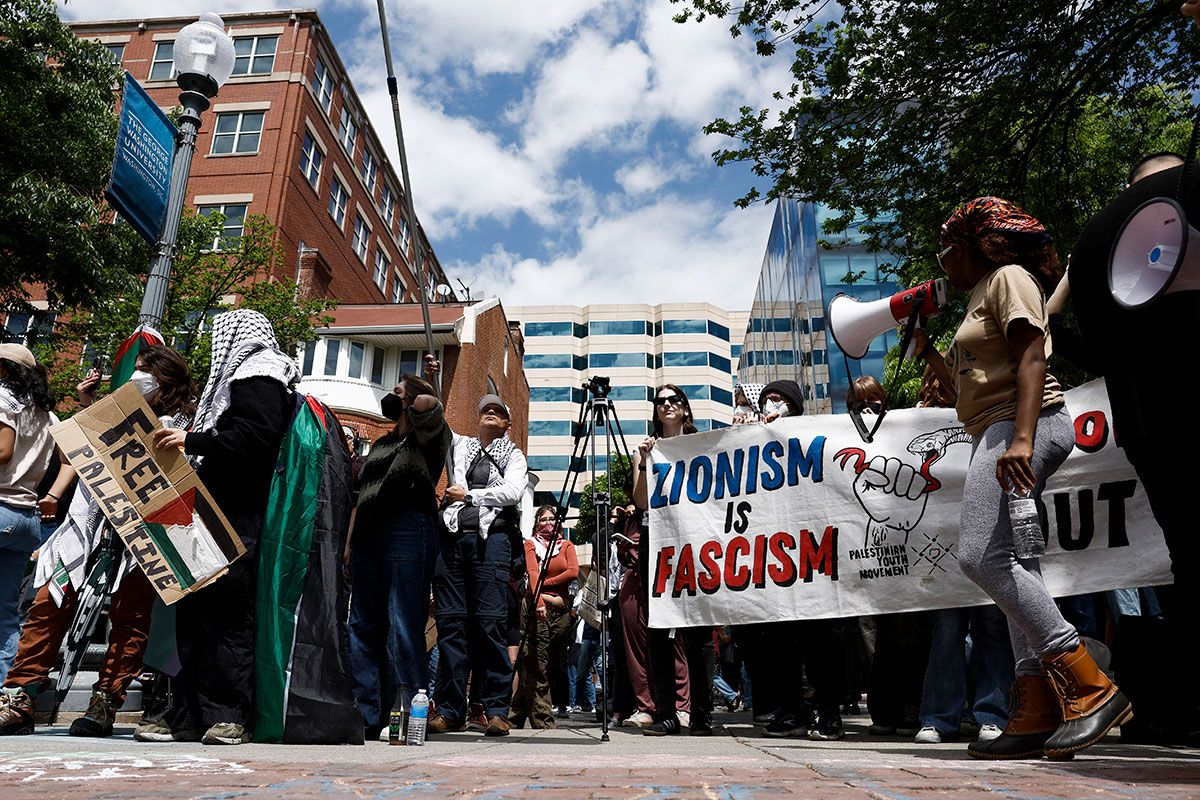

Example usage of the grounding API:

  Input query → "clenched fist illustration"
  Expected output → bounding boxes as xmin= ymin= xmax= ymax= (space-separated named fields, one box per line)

xmin=851 ymin=455 xmax=930 ymax=549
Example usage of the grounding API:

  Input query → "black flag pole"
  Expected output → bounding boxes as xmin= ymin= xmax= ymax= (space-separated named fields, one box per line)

xmin=374 ymin=0 xmax=441 ymax=397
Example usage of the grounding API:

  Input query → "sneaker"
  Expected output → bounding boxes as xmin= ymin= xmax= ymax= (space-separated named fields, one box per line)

xmin=172 ymin=727 xmax=203 ymax=742
xmin=0 ymin=689 xmax=34 ymax=736
xmin=568 ymin=705 xmax=582 ymax=713
xmin=867 ymin=723 xmax=897 ymax=736
xmin=622 ymin=711 xmax=653 ymax=728
xmin=643 ymin=716 xmax=681 ymax=736
xmin=69 ymin=691 xmax=116 ymax=738
xmin=484 ymin=715 xmax=511 ymax=737
xmin=809 ymin=716 xmax=845 ymax=741
xmin=764 ymin=715 xmax=808 ymax=738
xmin=555 ymin=707 xmax=570 ymax=719
xmin=897 ymin=712 xmax=921 ymax=738
xmin=977 ymin=724 xmax=1003 ymax=742
xmin=427 ymin=714 xmax=466 ymax=734
xmin=466 ymin=703 xmax=488 ymax=733
xmin=676 ymin=710 xmax=690 ymax=729
xmin=134 ymin=720 xmax=175 ymax=742
xmin=915 ymin=726 xmax=943 ymax=744
xmin=201 ymin=722 xmax=249 ymax=745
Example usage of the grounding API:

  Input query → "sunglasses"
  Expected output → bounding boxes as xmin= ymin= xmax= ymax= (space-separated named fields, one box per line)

xmin=654 ymin=394 xmax=684 ymax=408
xmin=935 ymin=245 xmax=953 ymax=271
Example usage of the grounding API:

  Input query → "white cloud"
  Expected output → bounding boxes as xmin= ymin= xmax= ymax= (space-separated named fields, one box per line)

xmin=615 ymin=158 xmax=691 ymax=194
xmin=461 ymin=196 xmax=774 ymax=308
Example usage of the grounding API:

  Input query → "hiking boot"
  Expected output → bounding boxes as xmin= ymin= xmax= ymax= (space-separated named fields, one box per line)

xmin=201 ymin=722 xmax=249 ymax=745
xmin=968 ymin=674 xmax=1062 ymax=760
xmin=427 ymin=714 xmax=465 ymax=734
xmin=1042 ymin=642 xmax=1133 ymax=759
xmin=69 ymin=691 xmax=117 ymax=737
xmin=0 ymin=689 xmax=34 ymax=736
xmin=484 ymin=715 xmax=511 ymax=737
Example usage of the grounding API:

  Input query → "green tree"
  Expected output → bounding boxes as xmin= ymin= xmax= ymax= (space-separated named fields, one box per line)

xmin=0 ymin=0 xmax=143 ymax=310
xmin=574 ymin=454 xmax=633 ymax=545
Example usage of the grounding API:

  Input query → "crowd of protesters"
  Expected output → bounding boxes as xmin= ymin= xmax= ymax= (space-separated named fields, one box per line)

xmin=0 ymin=114 xmax=1196 ymax=760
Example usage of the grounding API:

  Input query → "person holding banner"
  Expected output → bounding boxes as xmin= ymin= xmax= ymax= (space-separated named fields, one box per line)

xmin=0 ymin=346 xmax=196 ymax=738
xmin=634 ymin=385 xmax=715 ymax=736
xmin=151 ymin=310 xmax=297 ymax=746
xmin=0 ymin=345 xmax=57 ymax=688
xmin=916 ymin=197 xmax=1130 ymax=760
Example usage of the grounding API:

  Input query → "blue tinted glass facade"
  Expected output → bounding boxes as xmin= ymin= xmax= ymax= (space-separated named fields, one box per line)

xmin=590 ymin=320 xmax=648 ymax=336
xmin=661 ymin=319 xmax=706 ymax=335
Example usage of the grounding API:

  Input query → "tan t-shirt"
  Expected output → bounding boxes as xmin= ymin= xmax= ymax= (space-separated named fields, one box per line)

xmin=946 ymin=264 xmax=1064 ymax=436
xmin=0 ymin=386 xmax=55 ymax=509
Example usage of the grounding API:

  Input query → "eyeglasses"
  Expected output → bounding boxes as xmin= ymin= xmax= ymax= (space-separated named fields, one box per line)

xmin=654 ymin=394 xmax=684 ymax=408
xmin=935 ymin=245 xmax=953 ymax=271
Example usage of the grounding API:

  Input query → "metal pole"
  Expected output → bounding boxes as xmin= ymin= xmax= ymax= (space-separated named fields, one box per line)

xmin=374 ymin=0 xmax=441 ymax=397
xmin=138 ymin=90 xmax=209 ymax=329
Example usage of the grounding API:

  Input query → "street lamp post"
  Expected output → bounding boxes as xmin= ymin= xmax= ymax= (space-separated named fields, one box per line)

xmin=138 ymin=13 xmax=235 ymax=329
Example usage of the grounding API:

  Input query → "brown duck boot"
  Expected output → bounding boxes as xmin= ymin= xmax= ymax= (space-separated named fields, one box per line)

xmin=0 ymin=689 xmax=35 ymax=736
xmin=1042 ymin=642 xmax=1133 ymax=759
xmin=69 ymin=691 xmax=117 ymax=738
xmin=967 ymin=674 xmax=1061 ymax=760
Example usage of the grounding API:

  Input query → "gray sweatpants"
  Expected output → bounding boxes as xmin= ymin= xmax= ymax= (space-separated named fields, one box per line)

xmin=959 ymin=405 xmax=1080 ymax=676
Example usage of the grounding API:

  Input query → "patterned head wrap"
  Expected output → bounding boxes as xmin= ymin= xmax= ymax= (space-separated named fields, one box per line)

xmin=737 ymin=382 xmax=765 ymax=410
xmin=940 ymin=196 xmax=1050 ymax=246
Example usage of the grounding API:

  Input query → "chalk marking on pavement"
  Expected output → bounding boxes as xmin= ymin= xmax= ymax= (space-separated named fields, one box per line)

xmin=0 ymin=753 xmax=253 ymax=783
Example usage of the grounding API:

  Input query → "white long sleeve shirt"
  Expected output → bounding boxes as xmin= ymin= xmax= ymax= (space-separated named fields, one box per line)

xmin=441 ymin=432 xmax=528 ymax=539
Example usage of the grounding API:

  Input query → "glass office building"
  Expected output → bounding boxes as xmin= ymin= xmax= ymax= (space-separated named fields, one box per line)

xmin=738 ymin=199 xmax=900 ymax=414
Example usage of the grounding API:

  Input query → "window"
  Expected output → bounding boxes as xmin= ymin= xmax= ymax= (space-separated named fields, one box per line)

xmin=324 ymin=339 xmax=341 ymax=375
xmin=328 ymin=177 xmax=348 ymax=228
xmin=527 ymin=456 xmax=578 ymax=472
xmin=528 ymin=420 xmax=577 ymax=438
xmin=149 ymin=41 xmax=175 ymax=80
xmin=524 ymin=353 xmax=573 ymax=369
xmin=692 ymin=419 xmax=713 ymax=432
xmin=390 ymin=271 xmax=404 ymax=303
xmin=709 ymin=353 xmax=732 ymax=373
xmin=524 ymin=321 xmax=573 ymax=337
xmin=372 ymin=249 xmax=389 ymax=292
xmin=398 ymin=215 xmax=411 ymax=254
xmin=360 ymin=149 xmax=377 ymax=194
xmin=299 ymin=133 xmax=323 ymax=189
xmin=607 ymin=385 xmax=649 ymax=402
xmin=198 ymin=204 xmax=247 ymax=250
xmin=394 ymin=349 xmax=434 ymax=382
xmin=301 ymin=341 xmax=316 ymax=375
xmin=711 ymin=386 xmax=734 ymax=406
xmin=530 ymin=386 xmax=586 ymax=403
xmin=211 ymin=111 xmax=263 ymax=155
xmin=338 ymin=104 xmax=358 ymax=155
xmin=707 ymin=321 xmax=730 ymax=341
xmin=370 ymin=346 xmax=386 ymax=384
xmin=589 ymin=352 xmax=646 ymax=369
xmin=662 ymin=351 xmax=706 ymax=367
xmin=312 ymin=56 xmax=334 ymax=112
xmin=381 ymin=184 xmax=395 ymax=227
xmin=675 ymin=385 xmax=708 ymax=401
xmin=661 ymin=319 xmax=706 ymax=335
xmin=104 ymin=43 xmax=125 ymax=64
xmin=589 ymin=320 xmax=648 ymax=336
xmin=232 ymin=35 xmax=277 ymax=76
xmin=348 ymin=341 xmax=365 ymax=379
xmin=352 ymin=214 xmax=370 ymax=261
xmin=731 ymin=344 xmax=743 ymax=360
xmin=2 ymin=312 xmax=54 ymax=346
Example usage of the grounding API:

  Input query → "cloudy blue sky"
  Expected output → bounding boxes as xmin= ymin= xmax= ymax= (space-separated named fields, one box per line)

xmin=60 ymin=0 xmax=793 ymax=309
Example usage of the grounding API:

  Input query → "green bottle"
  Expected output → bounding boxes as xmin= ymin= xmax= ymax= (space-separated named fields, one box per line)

xmin=389 ymin=684 xmax=409 ymax=745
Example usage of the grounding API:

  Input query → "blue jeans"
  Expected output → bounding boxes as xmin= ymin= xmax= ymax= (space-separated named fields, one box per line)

xmin=919 ymin=606 xmax=1013 ymax=734
xmin=573 ymin=637 xmax=602 ymax=708
xmin=348 ymin=509 xmax=437 ymax=732
xmin=713 ymin=674 xmax=739 ymax=705
xmin=0 ymin=502 xmax=43 ymax=682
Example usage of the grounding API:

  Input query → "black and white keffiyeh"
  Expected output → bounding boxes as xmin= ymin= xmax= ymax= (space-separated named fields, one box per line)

xmin=191 ymin=309 xmax=299 ymax=439
xmin=464 ymin=433 xmax=515 ymax=481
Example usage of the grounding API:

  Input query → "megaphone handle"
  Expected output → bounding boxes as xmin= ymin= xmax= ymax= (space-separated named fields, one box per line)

xmin=903 ymin=319 xmax=923 ymax=359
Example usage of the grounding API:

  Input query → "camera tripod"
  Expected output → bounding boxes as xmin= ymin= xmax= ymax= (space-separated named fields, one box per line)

xmin=522 ymin=376 xmax=633 ymax=742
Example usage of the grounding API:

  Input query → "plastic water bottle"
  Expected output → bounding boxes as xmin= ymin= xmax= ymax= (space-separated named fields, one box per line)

xmin=388 ymin=685 xmax=408 ymax=745
xmin=1008 ymin=489 xmax=1045 ymax=559
xmin=405 ymin=688 xmax=429 ymax=746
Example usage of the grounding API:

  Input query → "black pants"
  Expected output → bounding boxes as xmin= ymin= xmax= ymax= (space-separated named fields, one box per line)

xmin=171 ymin=518 xmax=260 ymax=729
xmin=607 ymin=605 xmax=633 ymax=720
xmin=433 ymin=529 xmax=512 ymax=721
xmin=866 ymin=612 xmax=930 ymax=727
xmin=774 ymin=619 xmax=846 ymax=722
xmin=650 ymin=626 xmax=714 ymax=726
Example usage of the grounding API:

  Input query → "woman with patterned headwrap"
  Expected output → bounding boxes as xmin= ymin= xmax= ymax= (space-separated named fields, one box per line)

xmin=916 ymin=197 xmax=1129 ymax=760
xmin=151 ymin=309 xmax=297 ymax=746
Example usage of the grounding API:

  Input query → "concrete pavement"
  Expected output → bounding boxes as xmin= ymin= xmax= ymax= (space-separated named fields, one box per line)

xmin=1 ymin=713 xmax=1198 ymax=799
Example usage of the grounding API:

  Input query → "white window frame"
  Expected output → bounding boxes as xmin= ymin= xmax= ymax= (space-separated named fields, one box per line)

xmin=361 ymin=149 xmax=377 ymax=195
xmin=380 ymin=184 xmax=395 ymax=228
xmin=351 ymin=213 xmax=370 ymax=262
xmin=299 ymin=132 xmax=324 ymax=189
xmin=211 ymin=111 xmax=264 ymax=155
xmin=328 ymin=178 xmax=348 ymax=229
xmin=149 ymin=41 xmax=175 ymax=80
xmin=104 ymin=43 xmax=125 ymax=64
xmin=338 ymin=104 xmax=358 ymax=155
xmin=390 ymin=270 xmax=404 ymax=303
xmin=231 ymin=34 xmax=278 ymax=76
xmin=312 ymin=56 xmax=334 ymax=113
xmin=373 ymin=248 xmax=390 ymax=292
xmin=197 ymin=203 xmax=248 ymax=251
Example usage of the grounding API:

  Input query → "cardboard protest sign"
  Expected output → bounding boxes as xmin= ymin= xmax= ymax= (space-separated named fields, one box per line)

xmin=646 ymin=380 xmax=1172 ymax=628
xmin=50 ymin=383 xmax=245 ymax=604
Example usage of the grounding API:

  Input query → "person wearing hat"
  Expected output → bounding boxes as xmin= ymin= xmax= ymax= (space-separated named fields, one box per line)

xmin=0 ymin=344 xmax=57 ymax=685
xmin=429 ymin=391 xmax=528 ymax=737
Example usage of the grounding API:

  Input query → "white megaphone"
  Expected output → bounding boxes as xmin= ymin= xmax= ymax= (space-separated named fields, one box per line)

xmin=1109 ymin=197 xmax=1200 ymax=308
xmin=828 ymin=279 xmax=950 ymax=359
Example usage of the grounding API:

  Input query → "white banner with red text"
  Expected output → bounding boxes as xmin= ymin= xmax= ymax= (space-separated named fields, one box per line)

xmin=645 ymin=380 xmax=1171 ymax=628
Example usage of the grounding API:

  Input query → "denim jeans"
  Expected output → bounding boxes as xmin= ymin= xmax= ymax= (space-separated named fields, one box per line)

xmin=0 ymin=502 xmax=44 ymax=682
xmin=348 ymin=509 xmax=437 ymax=732
xmin=572 ymin=637 xmax=602 ymax=708
xmin=919 ymin=606 xmax=1013 ymax=734
xmin=713 ymin=674 xmax=738 ymax=705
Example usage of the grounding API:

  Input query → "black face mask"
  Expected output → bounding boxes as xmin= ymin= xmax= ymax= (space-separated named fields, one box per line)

xmin=381 ymin=393 xmax=405 ymax=421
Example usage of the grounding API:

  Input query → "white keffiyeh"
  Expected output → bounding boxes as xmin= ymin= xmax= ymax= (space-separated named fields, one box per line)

xmin=191 ymin=310 xmax=298 ymax=449
xmin=442 ymin=432 xmax=523 ymax=539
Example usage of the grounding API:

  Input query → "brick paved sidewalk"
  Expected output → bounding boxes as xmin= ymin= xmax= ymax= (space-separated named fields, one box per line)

xmin=1 ymin=716 xmax=1198 ymax=799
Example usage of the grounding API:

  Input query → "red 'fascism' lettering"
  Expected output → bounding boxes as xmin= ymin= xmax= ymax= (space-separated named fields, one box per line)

xmin=652 ymin=527 xmax=839 ymax=599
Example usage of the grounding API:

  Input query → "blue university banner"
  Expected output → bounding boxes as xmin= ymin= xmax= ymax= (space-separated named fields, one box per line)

xmin=105 ymin=72 xmax=176 ymax=243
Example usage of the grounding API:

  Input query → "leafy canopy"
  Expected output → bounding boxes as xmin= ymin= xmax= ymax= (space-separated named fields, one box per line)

xmin=574 ymin=454 xmax=633 ymax=545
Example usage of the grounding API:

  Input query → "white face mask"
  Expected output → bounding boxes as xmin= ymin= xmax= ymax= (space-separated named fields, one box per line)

xmin=762 ymin=399 xmax=790 ymax=418
xmin=129 ymin=369 xmax=160 ymax=399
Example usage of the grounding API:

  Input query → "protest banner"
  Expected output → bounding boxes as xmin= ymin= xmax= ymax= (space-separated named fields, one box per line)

xmin=646 ymin=380 xmax=1171 ymax=628
xmin=50 ymin=384 xmax=244 ymax=605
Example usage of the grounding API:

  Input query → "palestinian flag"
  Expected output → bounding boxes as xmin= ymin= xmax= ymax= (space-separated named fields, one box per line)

xmin=109 ymin=324 xmax=163 ymax=389
xmin=254 ymin=393 xmax=363 ymax=744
